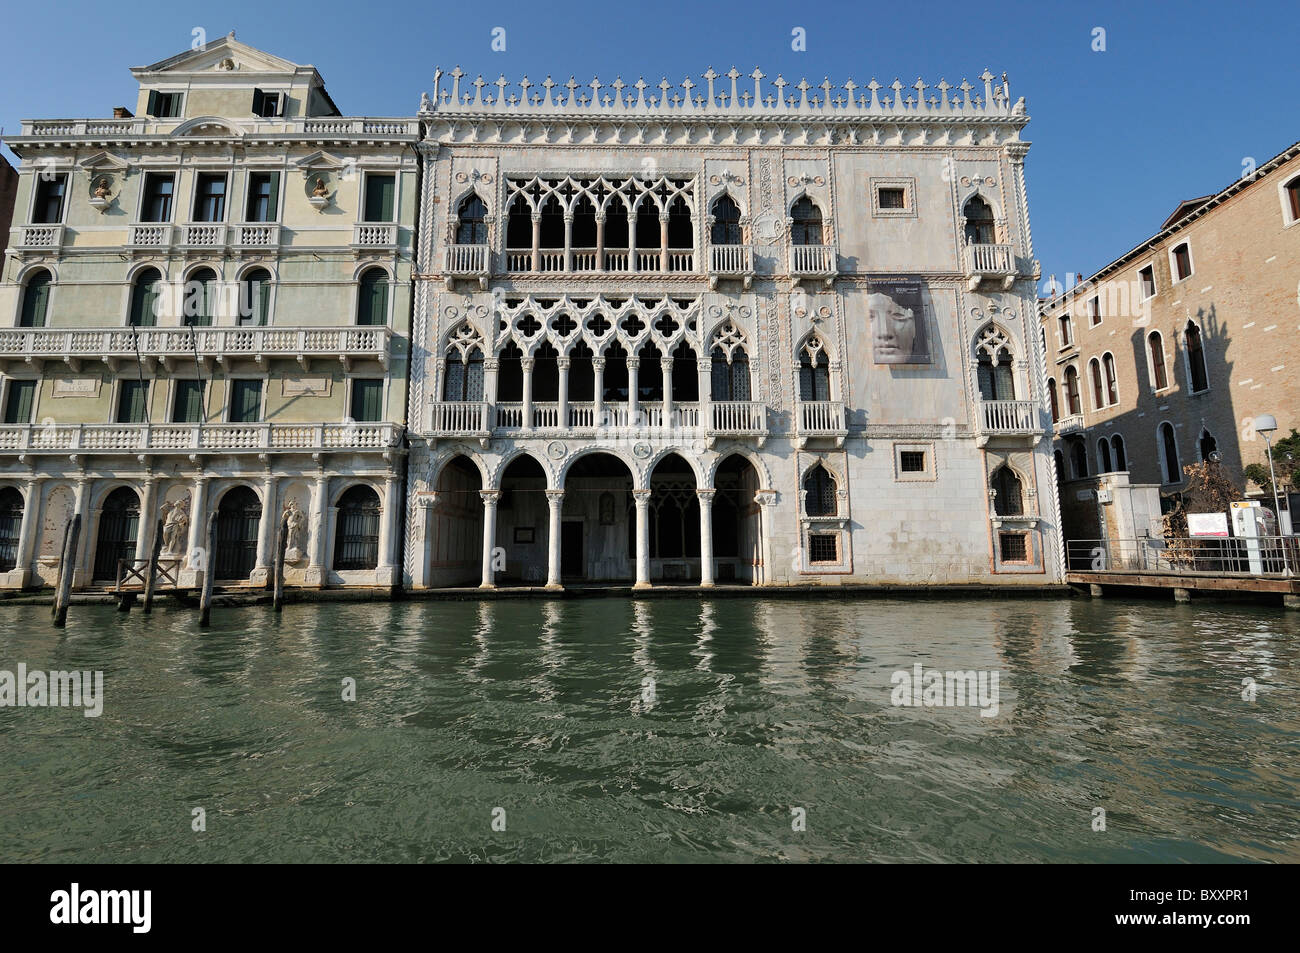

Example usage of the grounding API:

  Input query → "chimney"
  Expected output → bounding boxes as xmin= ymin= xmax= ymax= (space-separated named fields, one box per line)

xmin=113 ymin=106 xmax=133 ymax=119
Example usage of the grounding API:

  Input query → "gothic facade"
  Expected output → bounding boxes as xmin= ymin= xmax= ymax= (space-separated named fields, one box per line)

xmin=404 ymin=68 xmax=1064 ymax=588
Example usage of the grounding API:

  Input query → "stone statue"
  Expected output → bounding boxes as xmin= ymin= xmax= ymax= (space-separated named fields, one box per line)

xmin=93 ymin=177 xmax=111 ymax=199
xmin=283 ymin=498 xmax=307 ymax=562
xmin=312 ymin=177 xmax=328 ymax=198
xmin=420 ymin=92 xmax=432 ymax=113
xmin=161 ymin=494 xmax=190 ymax=557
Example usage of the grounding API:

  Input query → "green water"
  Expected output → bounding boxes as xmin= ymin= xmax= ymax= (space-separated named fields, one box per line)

xmin=0 ymin=596 xmax=1297 ymax=862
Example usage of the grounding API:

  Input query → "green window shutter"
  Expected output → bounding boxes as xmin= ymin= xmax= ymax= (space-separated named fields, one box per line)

xmin=130 ymin=275 xmax=160 ymax=327
xmin=173 ymin=380 xmax=204 ymax=423
xmin=358 ymin=273 xmax=387 ymax=325
xmin=147 ymin=90 xmax=158 ymax=116
xmin=365 ymin=174 xmax=395 ymax=221
xmin=231 ymin=380 xmax=261 ymax=423
xmin=265 ymin=173 xmax=280 ymax=221
xmin=117 ymin=380 xmax=149 ymax=423
xmin=256 ymin=277 xmax=270 ymax=326
xmin=351 ymin=379 xmax=383 ymax=422
xmin=4 ymin=380 xmax=36 ymax=424
xmin=20 ymin=273 xmax=50 ymax=327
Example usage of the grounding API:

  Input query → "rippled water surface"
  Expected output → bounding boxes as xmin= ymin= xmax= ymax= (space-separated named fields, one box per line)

xmin=1 ymin=596 xmax=1297 ymax=862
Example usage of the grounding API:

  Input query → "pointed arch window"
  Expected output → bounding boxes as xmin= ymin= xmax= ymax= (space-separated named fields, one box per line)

xmin=790 ymin=197 xmax=824 ymax=245
xmin=991 ymin=466 xmax=1024 ymax=516
xmin=975 ymin=326 xmax=1016 ymax=401
xmin=1063 ymin=365 xmax=1081 ymax=416
xmin=444 ymin=324 xmax=485 ymax=402
xmin=1102 ymin=353 xmax=1119 ymax=405
xmin=455 ymin=194 xmax=488 ymax=245
xmin=803 ymin=464 xmax=837 ymax=517
xmin=711 ymin=322 xmax=750 ymax=401
xmin=1089 ymin=357 xmax=1105 ymax=410
xmin=798 ymin=337 xmax=831 ymax=402
xmin=710 ymin=195 xmax=742 ymax=245
xmin=19 ymin=269 xmax=51 ymax=328
xmin=1160 ymin=422 xmax=1181 ymax=484
xmin=505 ymin=195 xmax=532 ymax=249
xmin=1148 ymin=331 xmax=1168 ymax=390
xmin=963 ymin=195 xmax=996 ymax=245
xmin=1185 ymin=321 xmax=1208 ymax=393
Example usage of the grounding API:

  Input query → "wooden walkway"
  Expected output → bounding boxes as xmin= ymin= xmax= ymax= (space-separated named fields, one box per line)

xmin=1068 ymin=569 xmax=1300 ymax=608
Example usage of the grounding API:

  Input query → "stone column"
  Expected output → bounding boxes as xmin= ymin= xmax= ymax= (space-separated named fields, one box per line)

xmin=12 ymin=478 xmax=41 ymax=586
xmin=697 ymin=357 xmax=713 ymax=432
xmin=563 ymin=213 xmax=574 ymax=272
xmin=484 ymin=357 xmax=500 ymax=423
xmin=633 ymin=488 xmax=652 ymax=589
xmin=305 ymin=471 xmax=329 ymax=587
xmin=592 ymin=358 xmax=606 ymax=426
xmin=185 ymin=476 xmax=209 ymax=578
xmin=409 ymin=490 xmax=435 ymax=590
xmin=377 ymin=474 xmax=400 ymax=585
xmin=697 ymin=489 xmax=716 ymax=587
xmin=251 ymin=472 xmax=279 ymax=584
xmin=134 ymin=475 xmax=158 ymax=565
xmin=627 ymin=357 xmax=640 ymax=425
xmin=72 ymin=478 xmax=91 ymax=588
xmin=521 ymin=357 xmax=535 ymax=429
xmin=479 ymin=489 xmax=500 ymax=588
xmin=595 ymin=215 xmax=606 ymax=270
xmin=755 ymin=490 xmax=778 ymax=586
xmin=530 ymin=214 xmax=542 ymax=273
xmin=659 ymin=213 xmax=670 ymax=272
xmin=545 ymin=489 xmax=564 ymax=589
xmin=557 ymin=357 xmax=570 ymax=428
xmin=661 ymin=356 xmax=674 ymax=429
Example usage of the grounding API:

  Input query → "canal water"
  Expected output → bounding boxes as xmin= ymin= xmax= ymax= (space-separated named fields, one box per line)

xmin=1 ymin=596 xmax=1297 ymax=863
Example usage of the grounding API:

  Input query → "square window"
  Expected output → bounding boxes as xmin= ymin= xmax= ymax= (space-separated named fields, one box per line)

xmin=900 ymin=450 xmax=926 ymax=473
xmin=1171 ymin=243 xmax=1192 ymax=281
xmin=878 ymin=187 xmax=905 ymax=209
xmin=1088 ymin=295 xmax=1101 ymax=326
xmin=141 ymin=173 xmax=175 ymax=223
xmin=808 ymin=533 xmax=838 ymax=563
xmin=147 ymin=91 xmax=183 ymax=118
xmin=245 ymin=172 xmax=280 ymax=222
xmin=1138 ymin=265 xmax=1156 ymax=300
xmin=252 ymin=89 xmax=284 ymax=118
xmin=894 ymin=442 xmax=936 ymax=481
xmin=33 ymin=174 xmax=67 ymax=224
xmin=998 ymin=532 xmax=1028 ymax=562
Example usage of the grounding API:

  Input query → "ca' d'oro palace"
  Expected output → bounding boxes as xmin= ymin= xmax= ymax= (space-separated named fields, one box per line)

xmin=5 ymin=33 xmax=1291 ymax=597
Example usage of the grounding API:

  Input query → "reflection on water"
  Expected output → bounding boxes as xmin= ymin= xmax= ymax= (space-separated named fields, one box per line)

xmin=1 ymin=596 xmax=1297 ymax=862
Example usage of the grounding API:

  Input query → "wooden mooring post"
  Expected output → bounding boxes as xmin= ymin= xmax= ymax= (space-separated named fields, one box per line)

xmin=199 ymin=513 xmax=216 ymax=628
xmin=142 ymin=517 xmax=164 ymax=614
xmin=51 ymin=514 xmax=81 ymax=629
xmin=273 ymin=514 xmax=288 ymax=613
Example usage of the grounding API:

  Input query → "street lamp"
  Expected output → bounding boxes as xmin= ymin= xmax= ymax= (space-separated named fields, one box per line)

xmin=1255 ymin=414 xmax=1292 ymax=575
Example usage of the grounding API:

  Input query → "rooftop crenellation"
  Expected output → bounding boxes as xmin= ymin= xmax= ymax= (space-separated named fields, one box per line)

xmin=421 ymin=66 xmax=1024 ymax=118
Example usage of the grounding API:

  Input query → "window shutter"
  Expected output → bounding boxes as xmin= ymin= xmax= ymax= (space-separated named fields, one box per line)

xmin=147 ymin=90 xmax=158 ymax=116
xmin=4 ymin=380 xmax=36 ymax=424
xmin=20 ymin=275 xmax=50 ymax=328
xmin=232 ymin=380 xmax=261 ymax=423
xmin=366 ymin=175 xmax=395 ymax=221
xmin=252 ymin=89 xmax=265 ymax=115
xmin=265 ymin=174 xmax=279 ymax=221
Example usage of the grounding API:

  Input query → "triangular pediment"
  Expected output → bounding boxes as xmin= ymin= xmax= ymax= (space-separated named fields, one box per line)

xmin=132 ymin=34 xmax=304 ymax=77
xmin=78 ymin=151 xmax=131 ymax=171
xmin=295 ymin=150 xmax=347 ymax=171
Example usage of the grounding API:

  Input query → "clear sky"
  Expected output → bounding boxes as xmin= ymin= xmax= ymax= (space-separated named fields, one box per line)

xmin=2 ymin=0 xmax=1295 ymax=284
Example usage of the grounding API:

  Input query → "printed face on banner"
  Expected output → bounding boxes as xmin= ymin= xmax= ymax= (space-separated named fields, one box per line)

xmin=869 ymin=279 xmax=931 ymax=365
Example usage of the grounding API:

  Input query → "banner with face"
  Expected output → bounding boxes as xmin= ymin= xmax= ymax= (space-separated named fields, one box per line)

xmin=869 ymin=279 xmax=931 ymax=365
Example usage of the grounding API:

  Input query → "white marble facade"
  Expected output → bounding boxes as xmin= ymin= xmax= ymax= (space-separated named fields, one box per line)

xmin=403 ymin=68 xmax=1065 ymax=589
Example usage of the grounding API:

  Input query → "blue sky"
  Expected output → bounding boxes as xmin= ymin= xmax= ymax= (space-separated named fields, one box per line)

xmin=2 ymin=0 xmax=1295 ymax=281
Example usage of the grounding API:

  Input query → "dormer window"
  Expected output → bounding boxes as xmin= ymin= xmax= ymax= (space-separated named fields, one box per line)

xmin=146 ymin=91 xmax=183 ymax=118
xmin=252 ymin=89 xmax=284 ymax=118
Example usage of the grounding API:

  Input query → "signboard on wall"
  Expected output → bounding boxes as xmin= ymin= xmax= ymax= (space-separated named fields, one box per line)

xmin=868 ymin=278 xmax=932 ymax=365
xmin=1188 ymin=512 xmax=1230 ymax=537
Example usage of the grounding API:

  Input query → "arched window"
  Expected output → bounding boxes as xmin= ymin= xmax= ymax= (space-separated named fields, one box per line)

xmin=1071 ymin=440 xmax=1089 ymax=479
xmin=711 ymin=344 xmax=751 ymax=401
xmin=128 ymin=267 xmax=162 ymax=327
xmin=790 ymin=197 xmax=823 ymax=245
xmin=356 ymin=268 xmax=388 ymax=326
xmin=334 ymin=485 xmax=381 ymax=571
xmin=667 ymin=196 xmax=692 ymax=249
xmin=977 ymin=341 xmax=1016 ymax=401
xmin=991 ymin=466 xmax=1023 ymax=516
xmin=444 ymin=347 xmax=483 ymax=402
xmin=19 ymin=269 xmax=52 ymax=328
xmin=93 ymin=487 xmax=139 ymax=580
xmin=572 ymin=195 xmax=597 ymax=251
xmin=1199 ymin=429 xmax=1218 ymax=461
xmin=0 ymin=486 xmax=23 ymax=572
xmin=1102 ymin=353 xmax=1118 ymax=405
xmin=1063 ymin=365 xmax=1081 ymax=416
xmin=455 ymin=194 xmax=488 ymax=245
xmin=604 ymin=197 xmax=629 ymax=252
xmin=963 ymin=195 xmax=996 ymax=245
xmin=1111 ymin=435 xmax=1127 ymax=471
xmin=710 ymin=195 xmax=742 ymax=245
xmin=1184 ymin=321 xmax=1208 ymax=392
xmin=633 ymin=198 xmax=659 ymax=250
xmin=1148 ymin=331 xmax=1168 ymax=390
xmin=238 ymin=268 xmax=272 ymax=326
xmin=1089 ymin=357 xmax=1105 ymax=410
xmin=1286 ymin=176 xmax=1300 ymax=223
xmin=1098 ymin=438 xmax=1113 ymax=473
xmin=214 ymin=486 xmax=261 ymax=580
xmin=803 ymin=464 xmax=837 ymax=516
xmin=1047 ymin=377 xmax=1060 ymax=423
xmin=505 ymin=195 xmax=532 ymax=249
xmin=497 ymin=342 xmax=524 ymax=402
xmin=539 ymin=195 xmax=564 ymax=250
xmin=1159 ymin=422 xmax=1180 ymax=484
xmin=798 ymin=338 xmax=831 ymax=402
xmin=183 ymin=267 xmax=217 ymax=327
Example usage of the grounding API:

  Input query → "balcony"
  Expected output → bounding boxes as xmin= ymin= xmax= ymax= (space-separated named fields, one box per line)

xmin=708 ymin=244 xmax=754 ymax=289
xmin=127 ymin=223 xmax=173 ymax=251
xmin=429 ymin=401 xmax=491 ymax=446
xmin=794 ymin=400 xmax=847 ymax=447
xmin=788 ymin=244 xmax=837 ymax=286
xmin=0 ymin=325 xmax=393 ymax=372
xmin=443 ymin=244 xmax=490 ymax=290
xmin=964 ymin=242 xmax=1016 ymax=291
xmin=229 ymin=223 xmax=281 ymax=252
xmin=177 ymin=223 xmax=226 ymax=251
xmin=977 ymin=399 xmax=1041 ymax=446
xmin=353 ymin=223 xmax=399 ymax=252
xmin=502 ymin=247 xmax=695 ymax=274
xmin=707 ymin=400 xmax=767 ymax=444
xmin=126 ymin=223 xmax=281 ymax=255
xmin=10 ymin=225 xmax=64 ymax=255
xmin=0 ymin=421 xmax=403 ymax=455
xmin=1055 ymin=413 xmax=1086 ymax=435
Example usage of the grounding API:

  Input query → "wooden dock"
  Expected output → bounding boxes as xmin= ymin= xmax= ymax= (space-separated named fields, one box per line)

xmin=1068 ymin=569 xmax=1300 ymax=608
